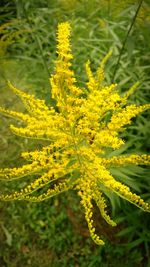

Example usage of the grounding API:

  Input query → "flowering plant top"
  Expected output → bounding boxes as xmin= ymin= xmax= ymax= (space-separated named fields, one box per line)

xmin=0 ymin=22 xmax=150 ymax=245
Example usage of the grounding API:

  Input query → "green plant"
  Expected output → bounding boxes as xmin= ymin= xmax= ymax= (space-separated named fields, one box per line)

xmin=0 ymin=22 xmax=150 ymax=246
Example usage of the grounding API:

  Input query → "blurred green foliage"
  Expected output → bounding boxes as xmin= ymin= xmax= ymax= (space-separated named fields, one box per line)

xmin=0 ymin=0 xmax=150 ymax=266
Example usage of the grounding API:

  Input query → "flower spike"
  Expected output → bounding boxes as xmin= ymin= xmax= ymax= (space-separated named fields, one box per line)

xmin=0 ymin=22 xmax=150 ymax=246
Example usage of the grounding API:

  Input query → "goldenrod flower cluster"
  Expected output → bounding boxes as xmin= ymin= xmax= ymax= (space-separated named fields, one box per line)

xmin=0 ymin=22 xmax=150 ymax=245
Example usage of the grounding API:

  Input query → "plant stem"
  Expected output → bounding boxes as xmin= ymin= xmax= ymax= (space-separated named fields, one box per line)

xmin=112 ymin=0 xmax=143 ymax=83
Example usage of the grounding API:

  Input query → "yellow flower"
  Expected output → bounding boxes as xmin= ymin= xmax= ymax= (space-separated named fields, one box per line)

xmin=0 ymin=22 xmax=150 ymax=246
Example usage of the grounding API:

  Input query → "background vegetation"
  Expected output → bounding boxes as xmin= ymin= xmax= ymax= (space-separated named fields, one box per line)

xmin=0 ymin=0 xmax=150 ymax=266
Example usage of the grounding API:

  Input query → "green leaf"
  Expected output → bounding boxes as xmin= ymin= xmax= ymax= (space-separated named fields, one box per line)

xmin=65 ymin=158 xmax=77 ymax=169
xmin=1 ymin=224 xmax=12 ymax=246
xmin=127 ymin=36 xmax=135 ymax=58
xmin=116 ymin=226 xmax=135 ymax=237
xmin=126 ymin=238 xmax=144 ymax=250
xmin=70 ymin=169 xmax=81 ymax=182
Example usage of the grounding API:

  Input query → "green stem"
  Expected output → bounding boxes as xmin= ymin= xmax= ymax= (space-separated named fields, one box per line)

xmin=112 ymin=0 xmax=143 ymax=83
